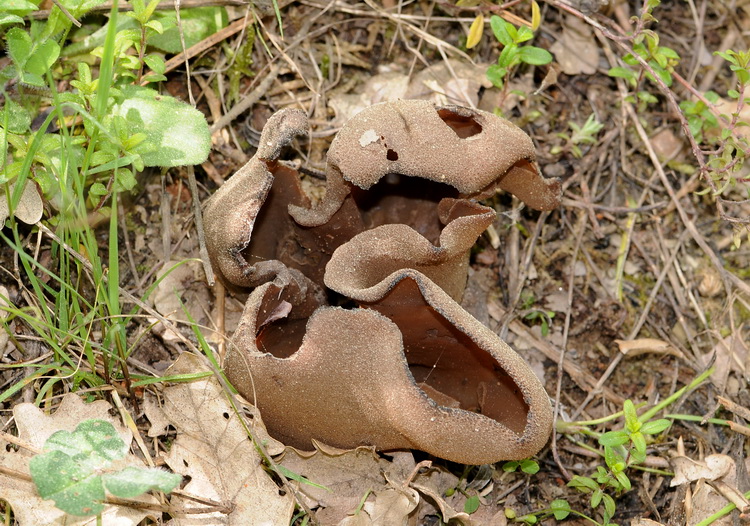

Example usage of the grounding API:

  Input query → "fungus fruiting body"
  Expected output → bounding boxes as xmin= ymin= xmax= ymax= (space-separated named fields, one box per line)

xmin=203 ymin=100 xmax=562 ymax=464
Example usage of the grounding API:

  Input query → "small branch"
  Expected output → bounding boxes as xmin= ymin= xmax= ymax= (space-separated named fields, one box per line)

xmin=50 ymin=0 xmax=82 ymax=27
xmin=0 ymin=464 xmax=33 ymax=483
xmin=0 ymin=429 xmax=42 ymax=455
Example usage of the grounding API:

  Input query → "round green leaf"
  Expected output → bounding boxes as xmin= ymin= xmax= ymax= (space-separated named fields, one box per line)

xmin=464 ymin=495 xmax=480 ymax=514
xmin=517 ymin=46 xmax=553 ymax=66
xmin=110 ymin=86 xmax=210 ymax=167
xmin=520 ymin=459 xmax=540 ymax=474
xmin=550 ymin=499 xmax=571 ymax=520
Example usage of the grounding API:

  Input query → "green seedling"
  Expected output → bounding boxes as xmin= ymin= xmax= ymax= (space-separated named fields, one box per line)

xmin=519 ymin=291 xmax=555 ymax=337
xmin=503 ymin=458 xmax=540 ymax=475
xmin=0 ymin=0 xmax=213 ymax=406
xmin=607 ymin=0 xmax=680 ymax=90
xmin=553 ymin=113 xmax=604 ymax=159
xmin=486 ymin=16 xmax=552 ymax=94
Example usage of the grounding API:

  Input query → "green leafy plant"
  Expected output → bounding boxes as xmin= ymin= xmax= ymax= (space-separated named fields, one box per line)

xmin=518 ymin=291 xmax=555 ymax=337
xmin=679 ymin=91 xmax=720 ymax=143
xmin=502 ymin=369 xmax=711 ymax=526
xmin=600 ymin=0 xmax=749 ymax=232
xmin=607 ymin=0 xmax=680 ymax=91
xmin=502 ymin=458 xmax=540 ymax=475
xmin=486 ymin=16 xmax=553 ymax=94
xmin=553 ymin=113 xmax=604 ymax=159
xmin=29 ymin=419 xmax=181 ymax=516
xmin=701 ymin=50 xmax=750 ymax=199
xmin=0 ymin=0 xmax=213 ymax=407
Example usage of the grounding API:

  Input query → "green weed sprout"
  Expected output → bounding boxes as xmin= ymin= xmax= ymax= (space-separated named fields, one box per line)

xmin=30 ymin=419 xmax=181 ymax=517
xmin=486 ymin=16 xmax=553 ymax=93
xmin=553 ymin=114 xmax=604 ymax=159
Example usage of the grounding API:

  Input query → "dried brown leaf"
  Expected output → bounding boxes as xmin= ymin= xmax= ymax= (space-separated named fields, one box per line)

xmin=549 ymin=16 xmax=600 ymax=75
xmin=614 ymin=338 xmax=684 ymax=358
xmin=0 ymin=181 xmax=43 ymax=225
xmin=671 ymin=454 xmax=734 ymax=486
xmin=279 ymin=443 xmax=392 ymax=524
xmin=370 ymin=487 xmax=419 ymax=526
xmin=159 ymin=353 xmax=293 ymax=525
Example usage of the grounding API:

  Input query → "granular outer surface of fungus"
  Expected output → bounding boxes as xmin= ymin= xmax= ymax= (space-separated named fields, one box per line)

xmin=203 ymin=100 xmax=562 ymax=465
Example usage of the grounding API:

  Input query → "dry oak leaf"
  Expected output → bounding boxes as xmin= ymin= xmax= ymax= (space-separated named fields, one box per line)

xmin=410 ymin=468 xmax=475 ymax=525
xmin=279 ymin=442 xmax=394 ymax=525
xmin=0 ymin=393 xmax=158 ymax=526
xmin=670 ymin=454 xmax=734 ymax=486
xmin=368 ymin=487 xmax=419 ymax=526
xmin=157 ymin=353 xmax=294 ymax=525
xmin=549 ymin=15 xmax=600 ymax=75
xmin=670 ymin=453 xmax=750 ymax=526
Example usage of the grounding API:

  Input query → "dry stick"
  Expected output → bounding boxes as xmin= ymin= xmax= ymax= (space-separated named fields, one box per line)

xmin=118 ymin=202 xmax=142 ymax=291
xmin=172 ymin=0 xmax=215 ymax=285
xmin=499 ymin=210 xmax=550 ymax=340
xmin=50 ymin=0 xmax=82 ymax=27
xmin=210 ymin=65 xmax=280 ymax=133
xmin=551 ymin=210 xmax=587 ymax=482
xmin=142 ymin=17 xmax=251 ymax=85
xmin=0 ymin=465 xmax=32 ymax=483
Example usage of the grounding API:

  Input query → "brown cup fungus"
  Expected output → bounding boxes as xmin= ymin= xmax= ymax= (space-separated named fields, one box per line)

xmin=203 ymin=100 xmax=561 ymax=464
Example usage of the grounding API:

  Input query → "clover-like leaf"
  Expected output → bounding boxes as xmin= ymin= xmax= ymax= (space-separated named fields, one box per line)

xmin=29 ymin=449 xmax=106 ymax=516
xmin=102 ymin=466 xmax=182 ymax=499
xmin=44 ymin=419 xmax=127 ymax=466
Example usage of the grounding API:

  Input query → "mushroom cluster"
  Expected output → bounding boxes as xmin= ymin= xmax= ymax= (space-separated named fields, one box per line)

xmin=203 ymin=100 xmax=561 ymax=465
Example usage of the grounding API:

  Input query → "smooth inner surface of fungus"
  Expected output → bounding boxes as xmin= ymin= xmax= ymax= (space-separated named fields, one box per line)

xmin=238 ymin=162 xmax=365 ymax=284
xmin=437 ymin=108 xmax=483 ymax=138
xmin=251 ymin=285 xmax=314 ymax=359
xmin=364 ymin=278 xmax=530 ymax=435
